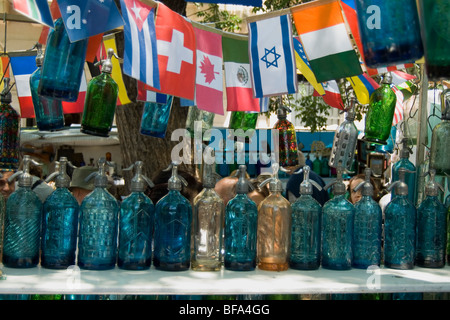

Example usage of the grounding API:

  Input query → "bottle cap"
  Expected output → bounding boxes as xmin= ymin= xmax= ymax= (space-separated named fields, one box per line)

xmin=96 ymin=48 xmax=119 ymax=74
xmin=354 ymin=167 xmax=373 ymax=197
xmin=399 ymin=138 xmax=412 ymax=159
xmin=259 ymin=163 xmax=283 ymax=192
xmin=201 ymin=146 xmax=221 ymax=188
xmin=292 ymin=165 xmax=322 ymax=195
xmin=85 ymin=157 xmax=112 ymax=188
xmin=1 ymin=78 xmax=12 ymax=104
xmin=345 ymin=94 xmax=356 ymax=121
xmin=124 ymin=161 xmax=154 ymax=192
xmin=441 ymin=88 xmax=450 ymax=120
xmin=45 ymin=157 xmax=75 ymax=188
xmin=387 ymin=167 xmax=415 ymax=196
xmin=382 ymin=72 xmax=393 ymax=84
xmin=8 ymin=155 xmax=42 ymax=188
xmin=324 ymin=165 xmax=346 ymax=195
xmin=235 ymin=165 xmax=254 ymax=194
xmin=34 ymin=43 xmax=44 ymax=67
xmin=424 ymin=169 xmax=444 ymax=197
xmin=164 ymin=162 xmax=188 ymax=191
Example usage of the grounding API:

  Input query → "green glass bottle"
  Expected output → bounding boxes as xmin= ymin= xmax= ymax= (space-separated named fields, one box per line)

xmin=229 ymin=111 xmax=258 ymax=140
xmin=81 ymin=48 xmax=119 ymax=137
xmin=364 ymin=73 xmax=397 ymax=145
xmin=430 ymin=89 xmax=450 ymax=176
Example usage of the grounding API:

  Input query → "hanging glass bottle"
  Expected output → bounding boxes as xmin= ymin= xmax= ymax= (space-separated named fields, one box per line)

xmin=392 ymin=138 xmax=417 ymax=205
xmin=354 ymin=0 xmax=423 ymax=68
xmin=2 ymin=156 xmax=42 ymax=268
xmin=273 ymin=101 xmax=298 ymax=168
xmin=0 ymin=78 xmax=20 ymax=171
xmin=140 ymin=95 xmax=174 ymax=138
xmin=417 ymin=0 xmax=450 ymax=80
xmin=38 ymin=18 xmax=88 ymax=102
xmin=29 ymin=43 xmax=64 ymax=131
xmin=191 ymin=159 xmax=224 ymax=271
xmin=352 ymin=168 xmax=382 ymax=269
xmin=77 ymin=158 xmax=119 ymax=270
xmin=430 ymin=88 xmax=450 ymax=176
xmin=321 ymin=166 xmax=355 ymax=270
xmin=224 ymin=165 xmax=258 ymax=271
xmin=416 ymin=169 xmax=447 ymax=268
xmin=185 ymin=105 xmax=215 ymax=142
xmin=364 ymin=72 xmax=397 ymax=145
xmin=0 ymin=177 xmax=5 ymax=262
xmin=384 ymin=167 xmax=416 ymax=269
xmin=229 ymin=111 xmax=258 ymax=140
xmin=118 ymin=161 xmax=155 ymax=270
xmin=416 ymin=149 xmax=430 ymax=206
xmin=153 ymin=162 xmax=192 ymax=271
xmin=329 ymin=94 xmax=358 ymax=171
xmin=257 ymin=163 xmax=292 ymax=271
xmin=41 ymin=157 xmax=79 ymax=269
xmin=289 ymin=166 xmax=322 ymax=270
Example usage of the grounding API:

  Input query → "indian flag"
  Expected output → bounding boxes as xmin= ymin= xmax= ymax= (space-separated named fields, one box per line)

xmin=291 ymin=0 xmax=362 ymax=83
xmin=13 ymin=0 xmax=54 ymax=28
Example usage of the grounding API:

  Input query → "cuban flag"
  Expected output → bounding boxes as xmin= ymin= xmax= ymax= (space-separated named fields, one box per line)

xmin=248 ymin=14 xmax=297 ymax=98
xmin=121 ymin=0 xmax=160 ymax=90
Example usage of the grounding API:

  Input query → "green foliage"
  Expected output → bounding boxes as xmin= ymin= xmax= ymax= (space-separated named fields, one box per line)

xmin=193 ymin=3 xmax=242 ymax=32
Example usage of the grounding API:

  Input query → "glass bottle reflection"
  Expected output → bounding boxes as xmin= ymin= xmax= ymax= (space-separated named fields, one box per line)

xmin=140 ymin=96 xmax=174 ymax=138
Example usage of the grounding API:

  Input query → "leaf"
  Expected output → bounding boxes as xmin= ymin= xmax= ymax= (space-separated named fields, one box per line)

xmin=200 ymin=55 xmax=219 ymax=84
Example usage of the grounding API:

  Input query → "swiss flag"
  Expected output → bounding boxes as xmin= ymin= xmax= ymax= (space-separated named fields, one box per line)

xmin=148 ymin=2 xmax=196 ymax=101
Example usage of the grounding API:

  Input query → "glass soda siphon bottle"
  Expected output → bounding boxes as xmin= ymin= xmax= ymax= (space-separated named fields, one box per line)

xmin=229 ymin=111 xmax=258 ymax=140
xmin=352 ymin=168 xmax=383 ymax=268
xmin=273 ymin=101 xmax=298 ymax=168
xmin=2 ymin=155 xmax=43 ymax=268
xmin=392 ymin=138 xmax=417 ymax=205
xmin=224 ymin=165 xmax=258 ymax=271
xmin=416 ymin=169 xmax=447 ymax=268
xmin=289 ymin=166 xmax=322 ymax=270
xmin=384 ymin=167 xmax=417 ymax=269
xmin=257 ymin=163 xmax=292 ymax=271
xmin=0 ymin=174 xmax=5 ymax=262
xmin=0 ymin=78 xmax=20 ymax=170
xmin=77 ymin=158 xmax=120 ymax=270
xmin=118 ymin=161 xmax=155 ymax=270
xmin=153 ymin=162 xmax=192 ymax=271
xmin=140 ymin=95 xmax=174 ymax=138
xmin=81 ymin=48 xmax=119 ymax=137
xmin=38 ymin=17 xmax=88 ymax=101
xmin=429 ymin=88 xmax=450 ymax=176
xmin=191 ymin=157 xmax=224 ymax=271
xmin=29 ymin=43 xmax=64 ymax=131
xmin=364 ymin=72 xmax=397 ymax=145
xmin=41 ymin=157 xmax=79 ymax=269
xmin=321 ymin=166 xmax=355 ymax=270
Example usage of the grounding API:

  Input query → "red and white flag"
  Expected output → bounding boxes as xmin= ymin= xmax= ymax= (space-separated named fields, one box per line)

xmin=313 ymin=80 xmax=344 ymax=110
xmin=392 ymin=86 xmax=404 ymax=126
xmin=194 ymin=26 xmax=224 ymax=115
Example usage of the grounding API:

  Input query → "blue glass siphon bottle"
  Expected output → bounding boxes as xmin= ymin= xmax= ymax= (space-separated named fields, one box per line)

xmin=77 ymin=158 xmax=120 ymax=270
xmin=118 ymin=161 xmax=155 ymax=270
xmin=289 ymin=166 xmax=322 ymax=270
xmin=352 ymin=168 xmax=382 ymax=268
xmin=224 ymin=165 xmax=258 ymax=271
xmin=2 ymin=155 xmax=43 ymax=268
xmin=392 ymin=138 xmax=417 ymax=205
xmin=321 ymin=166 xmax=355 ymax=270
xmin=0 ymin=78 xmax=20 ymax=171
xmin=416 ymin=169 xmax=447 ymax=268
xmin=153 ymin=162 xmax=192 ymax=271
xmin=41 ymin=157 xmax=79 ymax=269
xmin=140 ymin=95 xmax=174 ymax=138
xmin=384 ymin=167 xmax=417 ymax=269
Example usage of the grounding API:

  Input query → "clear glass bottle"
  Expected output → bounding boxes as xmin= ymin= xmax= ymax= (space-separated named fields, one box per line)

xmin=81 ymin=49 xmax=119 ymax=137
xmin=415 ymin=149 xmax=430 ymax=206
xmin=153 ymin=162 xmax=192 ymax=271
xmin=273 ymin=103 xmax=298 ymax=168
xmin=392 ymin=139 xmax=417 ymax=205
xmin=191 ymin=161 xmax=224 ymax=271
xmin=38 ymin=18 xmax=88 ymax=102
xmin=321 ymin=166 xmax=355 ymax=270
xmin=0 ymin=78 xmax=20 ymax=171
xmin=364 ymin=73 xmax=397 ymax=145
xmin=430 ymin=89 xmax=450 ymax=176
xmin=2 ymin=156 xmax=43 ymax=268
xmin=41 ymin=157 xmax=79 ymax=269
xmin=257 ymin=163 xmax=292 ymax=271
xmin=416 ymin=169 xmax=447 ymax=268
xmin=185 ymin=106 xmax=215 ymax=142
xmin=224 ymin=165 xmax=258 ymax=271
xmin=384 ymin=168 xmax=417 ymax=269
xmin=289 ymin=166 xmax=322 ymax=270
xmin=352 ymin=168 xmax=382 ymax=269
xmin=355 ymin=0 xmax=423 ymax=68
xmin=29 ymin=43 xmax=65 ymax=131
xmin=118 ymin=161 xmax=155 ymax=270
xmin=77 ymin=158 xmax=120 ymax=270
xmin=140 ymin=96 xmax=174 ymax=139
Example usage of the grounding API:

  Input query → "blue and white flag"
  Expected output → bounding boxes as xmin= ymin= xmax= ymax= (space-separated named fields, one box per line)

xmin=120 ymin=0 xmax=160 ymax=90
xmin=248 ymin=14 xmax=297 ymax=98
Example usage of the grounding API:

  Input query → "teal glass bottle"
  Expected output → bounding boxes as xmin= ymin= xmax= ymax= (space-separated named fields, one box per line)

xmin=289 ymin=166 xmax=322 ymax=270
xmin=321 ymin=166 xmax=355 ymax=270
xmin=273 ymin=104 xmax=298 ymax=168
xmin=0 ymin=183 xmax=5 ymax=261
xmin=224 ymin=165 xmax=258 ymax=271
xmin=355 ymin=0 xmax=423 ymax=68
xmin=2 ymin=156 xmax=43 ymax=268
xmin=0 ymin=78 xmax=20 ymax=170
xmin=352 ymin=168 xmax=382 ymax=268
xmin=38 ymin=18 xmax=88 ymax=101
xmin=153 ymin=162 xmax=192 ymax=271
xmin=140 ymin=96 xmax=174 ymax=138
xmin=384 ymin=168 xmax=416 ymax=269
xmin=416 ymin=169 xmax=447 ymax=268
xmin=77 ymin=158 xmax=120 ymax=270
xmin=41 ymin=157 xmax=79 ymax=269
xmin=81 ymin=49 xmax=119 ymax=137
xmin=429 ymin=88 xmax=450 ymax=176
xmin=364 ymin=72 xmax=397 ymax=145
xmin=118 ymin=161 xmax=155 ymax=270
xmin=29 ymin=43 xmax=64 ymax=131
xmin=392 ymin=139 xmax=417 ymax=205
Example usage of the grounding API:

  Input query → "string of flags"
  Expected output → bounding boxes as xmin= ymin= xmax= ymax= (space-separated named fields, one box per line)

xmin=7 ymin=0 xmax=418 ymax=119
